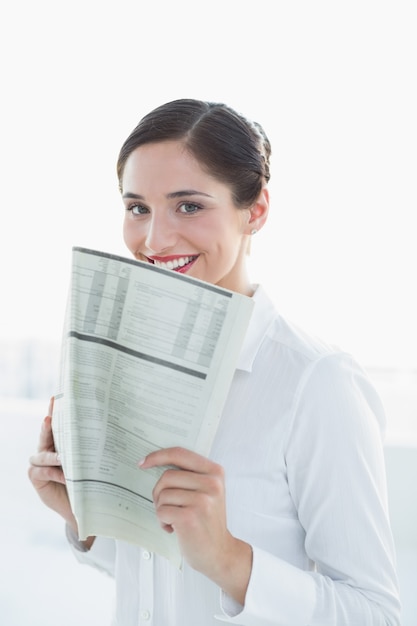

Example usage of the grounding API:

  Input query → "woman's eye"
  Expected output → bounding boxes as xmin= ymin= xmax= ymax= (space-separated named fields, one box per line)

xmin=178 ymin=202 xmax=202 ymax=214
xmin=127 ymin=204 xmax=149 ymax=215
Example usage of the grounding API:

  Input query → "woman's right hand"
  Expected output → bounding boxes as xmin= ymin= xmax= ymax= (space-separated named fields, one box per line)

xmin=28 ymin=397 xmax=77 ymax=531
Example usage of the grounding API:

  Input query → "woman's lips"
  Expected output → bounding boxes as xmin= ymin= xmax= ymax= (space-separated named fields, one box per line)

xmin=147 ymin=255 xmax=199 ymax=273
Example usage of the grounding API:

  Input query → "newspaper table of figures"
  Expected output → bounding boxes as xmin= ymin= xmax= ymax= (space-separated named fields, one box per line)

xmin=53 ymin=247 xmax=254 ymax=566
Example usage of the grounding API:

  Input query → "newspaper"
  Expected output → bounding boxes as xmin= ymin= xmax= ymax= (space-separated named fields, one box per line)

xmin=52 ymin=247 xmax=254 ymax=567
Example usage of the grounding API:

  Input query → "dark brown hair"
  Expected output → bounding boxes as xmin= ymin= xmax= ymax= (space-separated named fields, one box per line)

xmin=117 ymin=99 xmax=271 ymax=208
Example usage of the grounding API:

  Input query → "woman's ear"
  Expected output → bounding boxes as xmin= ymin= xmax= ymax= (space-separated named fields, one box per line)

xmin=246 ymin=187 xmax=269 ymax=234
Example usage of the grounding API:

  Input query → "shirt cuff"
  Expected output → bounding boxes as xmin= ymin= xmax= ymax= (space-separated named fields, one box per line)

xmin=65 ymin=523 xmax=90 ymax=552
xmin=216 ymin=545 xmax=316 ymax=625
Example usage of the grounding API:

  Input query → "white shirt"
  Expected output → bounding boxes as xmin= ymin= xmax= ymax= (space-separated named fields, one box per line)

xmin=71 ymin=286 xmax=401 ymax=625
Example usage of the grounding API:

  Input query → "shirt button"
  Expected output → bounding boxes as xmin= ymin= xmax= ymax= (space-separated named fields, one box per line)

xmin=140 ymin=610 xmax=151 ymax=620
xmin=142 ymin=550 xmax=152 ymax=560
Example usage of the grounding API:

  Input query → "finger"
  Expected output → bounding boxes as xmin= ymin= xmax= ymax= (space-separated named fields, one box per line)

xmin=153 ymin=486 xmax=208 ymax=509
xmin=154 ymin=498 xmax=209 ymax=534
xmin=30 ymin=450 xmax=61 ymax=467
xmin=153 ymin=468 xmax=214 ymax=495
xmin=153 ymin=470 xmax=223 ymax=507
xmin=28 ymin=464 xmax=66 ymax=486
xmin=152 ymin=470 xmax=198 ymax=505
xmin=37 ymin=415 xmax=56 ymax=453
xmin=139 ymin=447 xmax=215 ymax=474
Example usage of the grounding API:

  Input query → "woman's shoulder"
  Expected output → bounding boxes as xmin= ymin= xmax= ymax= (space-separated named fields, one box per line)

xmin=254 ymin=285 xmax=344 ymax=364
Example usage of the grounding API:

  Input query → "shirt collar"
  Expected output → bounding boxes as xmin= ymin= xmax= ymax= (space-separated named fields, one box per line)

xmin=236 ymin=285 xmax=277 ymax=372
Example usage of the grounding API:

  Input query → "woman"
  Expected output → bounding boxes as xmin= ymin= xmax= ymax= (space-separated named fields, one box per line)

xmin=29 ymin=99 xmax=401 ymax=625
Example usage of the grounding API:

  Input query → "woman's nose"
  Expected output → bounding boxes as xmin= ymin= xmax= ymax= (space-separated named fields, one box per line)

xmin=144 ymin=211 xmax=177 ymax=253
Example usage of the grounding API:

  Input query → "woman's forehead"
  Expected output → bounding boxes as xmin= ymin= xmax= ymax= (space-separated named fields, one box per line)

xmin=121 ymin=141 xmax=230 ymax=199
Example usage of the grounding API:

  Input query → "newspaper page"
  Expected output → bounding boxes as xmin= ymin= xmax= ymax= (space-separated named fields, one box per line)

xmin=52 ymin=247 xmax=254 ymax=567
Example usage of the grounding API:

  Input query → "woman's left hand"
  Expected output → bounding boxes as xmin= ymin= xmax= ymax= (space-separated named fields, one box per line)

xmin=139 ymin=447 xmax=252 ymax=604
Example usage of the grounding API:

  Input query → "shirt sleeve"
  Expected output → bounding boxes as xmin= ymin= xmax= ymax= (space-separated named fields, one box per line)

xmin=216 ymin=354 xmax=401 ymax=625
xmin=66 ymin=523 xmax=116 ymax=578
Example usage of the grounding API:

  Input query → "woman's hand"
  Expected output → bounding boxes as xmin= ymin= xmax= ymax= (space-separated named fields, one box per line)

xmin=140 ymin=447 xmax=252 ymax=605
xmin=28 ymin=397 xmax=77 ymax=531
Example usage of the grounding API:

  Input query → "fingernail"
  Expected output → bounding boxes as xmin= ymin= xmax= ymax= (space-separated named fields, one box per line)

xmin=138 ymin=458 xmax=146 ymax=467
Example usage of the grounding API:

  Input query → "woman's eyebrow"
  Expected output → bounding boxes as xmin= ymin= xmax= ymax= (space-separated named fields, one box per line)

xmin=167 ymin=190 xmax=213 ymax=199
xmin=122 ymin=192 xmax=144 ymax=200
xmin=122 ymin=190 xmax=214 ymax=200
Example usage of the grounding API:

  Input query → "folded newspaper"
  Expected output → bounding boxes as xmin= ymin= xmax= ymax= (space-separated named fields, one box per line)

xmin=52 ymin=247 xmax=254 ymax=567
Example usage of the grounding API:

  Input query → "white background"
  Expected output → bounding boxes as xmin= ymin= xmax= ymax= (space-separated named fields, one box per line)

xmin=1 ymin=2 xmax=416 ymax=625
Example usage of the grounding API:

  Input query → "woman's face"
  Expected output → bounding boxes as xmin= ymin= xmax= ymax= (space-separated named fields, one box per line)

xmin=121 ymin=140 xmax=260 ymax=295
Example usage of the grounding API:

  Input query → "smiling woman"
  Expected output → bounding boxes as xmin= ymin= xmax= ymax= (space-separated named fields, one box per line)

xmin=120 ymin=140 xmax=267 ymax=291
xmin=28 ymin=98 xmax=401 ymax=626
xmin=118 ymin=100 xmax=270 ymax=295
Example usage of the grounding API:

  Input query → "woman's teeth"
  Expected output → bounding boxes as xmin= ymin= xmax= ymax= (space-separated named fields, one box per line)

xmin=153 ymin=256 xmax=197 ymax=270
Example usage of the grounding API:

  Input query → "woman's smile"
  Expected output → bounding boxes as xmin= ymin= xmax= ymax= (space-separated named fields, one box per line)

xmin=146 ymin=254 xmax=200 ymax=273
